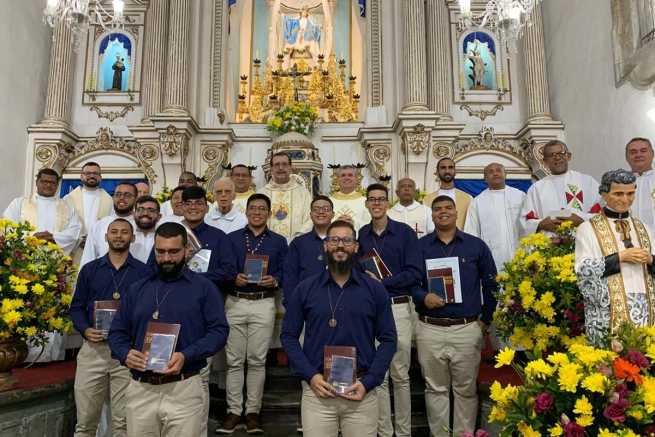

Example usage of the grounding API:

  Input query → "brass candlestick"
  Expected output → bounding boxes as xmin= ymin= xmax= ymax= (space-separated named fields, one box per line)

xmin=355 ymin=163 xmax=366 ymax=192
xmin=328 ymin=164 xmax=341 ymax=195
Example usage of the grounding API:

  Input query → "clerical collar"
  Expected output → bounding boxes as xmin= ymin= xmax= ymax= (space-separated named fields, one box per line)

xmin=489 ymin=189 xmax=505 ymax=194
xmin=35 ymin=194 xmax=56 ymax=201
xmin=603 ymin=207 xmax=630 ymax=219
xmin=635 ymin=169 xmax=653 ymax=177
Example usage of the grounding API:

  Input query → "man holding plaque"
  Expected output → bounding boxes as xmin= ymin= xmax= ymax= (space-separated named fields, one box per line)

xmin=415 ymin=195 xmax=498 ymax=437
xmin=281 ymin=220 xmax=397 ymax=437
xmin=357 ymin=183 xmax=422 ymax=437
xmin=71 ymin=218 xmax=150 ymax=437
xmin=218 ymin=194 xmax=288 ymax=434
xmin=283 ymin=195 xmax=335 ymax=307
xmin=108 ymin=222 xmax=230 ymax=436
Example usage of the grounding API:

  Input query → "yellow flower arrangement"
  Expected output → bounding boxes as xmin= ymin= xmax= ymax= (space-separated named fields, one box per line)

xmin=0 ymin=219 xmax=77 ymax=347
xmin=491 ymin=324 xmax=655 ymax=437
xmin=154 ymin=186 xmax=172 ymax=205
xmin=493 ymin=222 xmax=585 ymax=351
xmin=266 ymin=102 xmax=319 ymax=137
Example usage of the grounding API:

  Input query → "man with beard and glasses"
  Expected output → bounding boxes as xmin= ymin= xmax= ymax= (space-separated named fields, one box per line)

xmin=283 ymin=195 xmax=335 ymax=307
xmin=414 ymin=195 xmax=497 ymax=437
xmin=64 ymin=162 xmax=112 ymax=263
xmin=158 ymin=186 xmax=186 ymax=226
xmin=218 ymin=194 xmax=288 ymax=434
xmin=521 ymin=140 xmax=602 ymax=236
xmin=357 ymin=184 xmax=422 ymax=437
xmin=108 ymin=223 xmax=229 ymax=437
xmin=423 ymin=158 xmax=472 ymax=230
xmin=258 ymin=152 xmax=312 ymax=242
xmin=159 ymin=171 xmax=202 ymax=217
xmin=71 ymin=219 xmax=150 ymax=437
xmin=131 ymin=195 xmax=162 ymax=263
xmin=280 ymin=220 xmax=397 ymax=437
xmin=81 ymin=182 xmax=138 ymax=268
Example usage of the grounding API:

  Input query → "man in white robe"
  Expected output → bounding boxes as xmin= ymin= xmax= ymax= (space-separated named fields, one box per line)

xmin=521 ymin=140 xmax=602 ymax=237
xmin=206 ymin=177 xmax=248 ymax=234
xmin=388 ymin=177 xmax=434 ymax=236
xmin=625 ymin=137 xmax=655 ymax=233
xmin=3 ymin=168 xmax=82 ymax=362
xmin=130 ymin=195 xmax=161 ymax=263
xmin=329 ymin=165 xmax=369 ymax=231
xmin=159 ymin=171 xmax=199 ymax=217
xmin=423 ymin=158 xmax=472 ymax=229
xmin=464 ymin=163 xmax=526 ymax=353
xmin=231 ymin=164 xmax=257 ymax=214
xmin=80 ymin=182 xmax=137 ymax=268
xmin=575 ymin=169 xmax=655 ymax=344
xmin=258 ymin=152 xmax=312 ymax=242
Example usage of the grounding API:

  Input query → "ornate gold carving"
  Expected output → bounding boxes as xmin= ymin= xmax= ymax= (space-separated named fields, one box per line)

xmin=454 ymin=127 xmax=528 ymax=162
xmin=433 ymin=143 xmax=454 ymax=159
xmin=370 ymin=0 xmax=381 ymax=106
xmin=161 ymin=125 xmax=182 ymax=157
xmin=90 ymin=105 xmax=134 ymax=122
xmin=201 ymin=146 xmax=227 ymax=184
xmin=459 ymin=104 xmax=504 ymax=121
xmin=406 ymin=123 xmax=430 ymax=155
xmin=365 ymin=143 xmax=391 ymax=176
xmin=36 ymin=146 xmax=53 ymax=162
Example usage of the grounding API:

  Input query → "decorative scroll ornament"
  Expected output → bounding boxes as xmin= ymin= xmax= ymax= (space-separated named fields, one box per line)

xmin=161 ymin=125 xmax=182 ymax=157
xmin=460 ymin=104 xmax=504 ymax=121
xmin=433 ymin=142 xmax=456 ymax=160
xmin=406 ymin=123 xmax=430 ymax=155
xmin=365 ymin=143 xmax=391 ymax=177
xmin=454 ymin=127 xmax=528 ymax=162
xmin=90 ymin=106 xmax=134 ymax=122
xmin=201 ymin=146 xmax=229 ymax=184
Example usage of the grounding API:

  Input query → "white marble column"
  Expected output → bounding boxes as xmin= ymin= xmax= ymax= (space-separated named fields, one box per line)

xmin=426 ymin=0 xmax=452 ymax=119
xmin=42 ymin=25 xmax=75 ymax=126
xmin=141 ymin=0 xmax=170 ymax=122
xmin=402 ymin=0 xmax=429 ymax=112
xmin=163 ymin=0 xmax=191 ymax=114
xmin=523 ymin=3 xmax=552 ymax=122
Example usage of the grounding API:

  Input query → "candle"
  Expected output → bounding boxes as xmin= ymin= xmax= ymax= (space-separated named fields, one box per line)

xmin=87 ymin=72 xmax=92 ymax=90
xmin=256 ymin=50 xmax=259 ymax=59
xmin=341 ymin=52 xmax=344 ymax=60
xmin=249 ymin=147 xmax=253 ymax=166
xmin=504 ymin=72 xmax=509 ymax=90
xmin=332 ymin=146 xmax=336 ymax=164
xmin=93 ymin=73 xmax=97 ymax=90
xmin=227 ymin=147 xmax=231 ymax=164
xmin=357 ymin=144 xmax=362 ymax=163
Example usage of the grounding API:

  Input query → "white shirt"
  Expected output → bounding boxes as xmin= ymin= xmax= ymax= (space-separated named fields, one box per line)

xmin=439 ymin=188 xmax=456 ymax=203
xmin=205 ymin=205 xmax=248 ymax=234
xmin=80 ymin=214 xmax=136 ymax=268
xmin=131 ymin=231 xmax=155 ymax=263
xmin=81 ymin=189 xmax=101 ymax=233
xmin=158 ymin=214 xmax=184 ymax=226
xmin=633 ymin=170 xmax=655 ymax=232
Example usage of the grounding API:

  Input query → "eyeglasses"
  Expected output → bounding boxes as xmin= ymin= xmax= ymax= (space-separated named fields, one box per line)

xmin=136 ymin=207 xmax=158 ymax=214
xmin=232 ymin=173 xmax=250 ymax=179
xmin=366 ymin=196 xmax=388 ymax=204
xmin=311 ymin=206 xmax=333 ymax=213
xmin=545 ymin=150 xmax=568 ymax=159
xmin=183 ymin=200 xmax=206 ymax=208
xmin=114 ymin=192 xmax=134 ymax=199
xmin=82 ymin=171 xmax=101 ymax=177
xmin=272 ymin=162 xmax=290 ymax=168
xmin=326 ymin=236 xmax=356 ymax=246
xmin=38 ymin=179 xmax=58 ymax=186
xmin=247 ymin=205 xmax=269 ymax=212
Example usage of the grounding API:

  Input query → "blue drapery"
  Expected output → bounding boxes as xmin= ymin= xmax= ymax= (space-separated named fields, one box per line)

xmin=358 ymin=0 xmax=365 ymax=17
xmin=59 ymin=179 xmax=147 ymax=198
xmin=454 ymin=180 xmax=531 ymax=198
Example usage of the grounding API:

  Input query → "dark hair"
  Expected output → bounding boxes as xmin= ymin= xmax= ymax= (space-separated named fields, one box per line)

xmin=326 ymin=220 xmax=356 ymax=239
xmin=246 ymin=193 xmax=271 ymax=211
xmin=115 ymin=182 xmax=138 ymax=196
xmin=366 ymin=183 xmax=388 ymax=198
xmin=599 ymin=169 xmax=637 ymax=194
xmin=271 ymin=152 xmax=292 ymax=166
xmin=311 ymin=195 xmax=334 ymax=209
xmin=431 ymin=195 xmax=456 ymax=209
xmin=437 ymin=157 xmax=455 ymax=169
xmin=626 ymin=137 xmax=653 ymax=152
xmin=180 ymin=171 xmax=197 ymax=179
xmin=108 ymin=217 xmax=134 ymax=234
xmin=36 ymin=168 xmax=59 ymax=181
xmin=232 ymin=164 xmax=252 ymax=176
xmin=171 ymin=186 xmax=187 ymax=196
xmin=182 ymin=186 xmax=207 ymax=202
xmin=542 ymin=140 xmax=569 ymax=157
xmin=155 ymin=222 xmax=188 ymax=246
xmin=82 ymin=161 xmax=101 ymax=170
xmin=136 ymin=195 xmax=161 ymax=212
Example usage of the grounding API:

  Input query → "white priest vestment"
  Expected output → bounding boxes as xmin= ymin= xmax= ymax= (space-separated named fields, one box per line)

xmin=575 ymin=210 xmax=655 ymax=343
xmin=258 ymin=180 xmax=312 ymax=242
xmin=233 ymin=189 xmax=256 ymax=214
xmin=387 ymin=200 xmax=434 ymax=236
xmin=130 ymin=231 xmax=155 ymax=263
xmin=3 ymin=195 xmax=82 ymax=362
xmin=63 ymin=186 xmax=112 ymax=235
xmin=80 ymin=214 xmax=136 ymax=268
xmin=633 ymin=170 xmax=655 ymax=233
xmin=520 ymin=170 xmax=602 ymax=237
xmin=423 ymin=187 xmax=472 ymax=230
xmin=157 ymin=214 xmax=183 ymax=226
xmin=205 ymin=205 xmax=248 ymax=234
xmin=330 ymin=191 xmax=369 ymax=231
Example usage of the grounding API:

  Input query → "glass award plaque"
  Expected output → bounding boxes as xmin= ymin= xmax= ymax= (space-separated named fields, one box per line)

xmin=93 ymin=300 xmax=121 ymax=339
xmin=244 ymin=254 xmax=269 ymax=283
xmin=142 ymin=322 xmax=180 ymax=371
xmin=323 ymin=345 xmax=358 ymax=396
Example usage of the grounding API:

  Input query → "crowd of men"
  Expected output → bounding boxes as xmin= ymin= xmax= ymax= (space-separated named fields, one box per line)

xmin=4 ymin=137 xmax=655 ymax=437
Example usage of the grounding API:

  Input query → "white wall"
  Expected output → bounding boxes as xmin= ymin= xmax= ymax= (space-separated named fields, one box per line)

xmin=542 ymin=0 xmax=655 ymax=181
xmin=0 ymin=2 xmax=52 ymax=207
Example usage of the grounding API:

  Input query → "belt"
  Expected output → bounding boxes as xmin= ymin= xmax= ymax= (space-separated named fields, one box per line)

xmin=131 ymin=370 xmax=200 ymax=385
xmin=228 ymin=290 xmax=277 ymax=300
xmin=391 ymin=295 xmax=411 ymax=305
xmin=419 ymin=315 xmax=478 ymax=327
